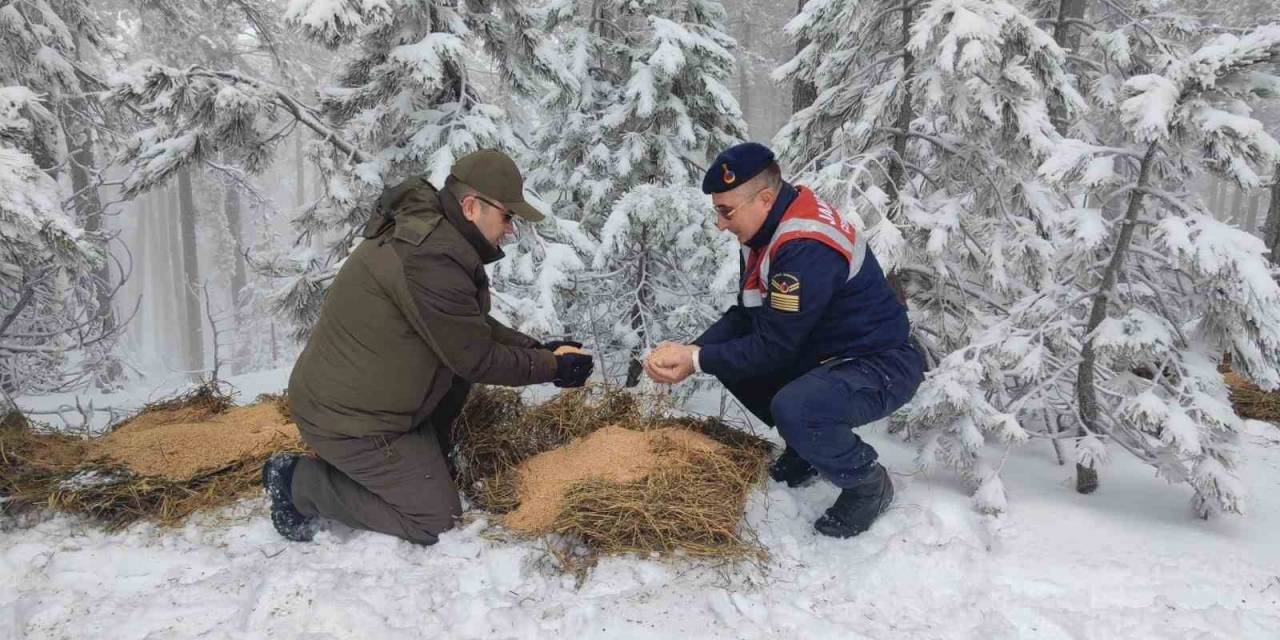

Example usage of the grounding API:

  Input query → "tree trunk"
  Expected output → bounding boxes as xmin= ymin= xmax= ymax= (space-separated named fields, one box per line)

xmin=295 ymin=130 xmax=306 ymax=208
xmin=1049 ymin=0 xmax=1089 ymax=134
xmin=887 ymin=2 xmax=915 ymax=213
xmin=739 ymin=20 xmax=752 ymax=136
xmin=624 ymin=252 xmax=650 ymax=388
xmin=177 ymin=167 xmax=204 ymax=377
xmin=62 ymin=95 xmax=122 ymax=387
xmin=1229 ymin=185 xmax=1244 ymax=225
xmin=1265 ymin=166 xmax=1280 ymax=267
xmin=1049 ymin=0 xmax=1095 ymax=492
xmin=880 ymin=2 xmax=918 ymax=305
xmin=161 ymin=185 xmax=186 ymax=368
xmin=224 ymin=184 xmax=247 ymax=305
xmin=141 ymin=193 xmax=166 ymax=363
xmin=135 ymin=193 xmax=152 ymax=345
xmin=1074 ymin=143 xmax=1159 ymax=494
xmin=270 ymin=320 xmax=279 ymax=367
xmin=790 ymin=0 xmax=817 ymax=114
xmin=1244 ymin=190 xmax=1261 ymax=234
xmin=224 ymin=181 xmax=248 ymax=374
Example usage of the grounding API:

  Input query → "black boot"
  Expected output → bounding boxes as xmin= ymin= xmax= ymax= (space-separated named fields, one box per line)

xmin=814 ymin=463 xmax=894 ymax=538
xmin=768 ymin=446 xmax=820 ymax=488
xmin=262 ymin=453 xmax=317 ymax=542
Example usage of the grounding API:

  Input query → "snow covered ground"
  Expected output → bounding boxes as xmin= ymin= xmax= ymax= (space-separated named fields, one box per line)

xmin=4 ymin=370 xmax=1280 ymax=639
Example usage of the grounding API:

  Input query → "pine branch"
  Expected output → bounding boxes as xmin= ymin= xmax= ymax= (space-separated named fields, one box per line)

xmin=187 ymin=68 xmax=372 ymax=164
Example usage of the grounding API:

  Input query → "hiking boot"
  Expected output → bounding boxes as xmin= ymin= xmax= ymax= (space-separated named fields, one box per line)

xmin=262 ymin=453 xmax=317 ymax=542
xmin=814 ymin=463 xmax=894 ymax=538
xmin=768 ymin=446 xmax=819 ymax=488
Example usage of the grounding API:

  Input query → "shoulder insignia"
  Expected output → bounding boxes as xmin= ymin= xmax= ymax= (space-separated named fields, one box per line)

xmin=769 ymin=273 xmax=800 ymax=312
xmin=392 ymin=214 xmax=441 ymax=246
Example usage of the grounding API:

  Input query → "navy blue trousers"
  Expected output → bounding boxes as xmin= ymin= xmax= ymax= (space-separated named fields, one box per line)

xmin=719 ymin=344 xmax=924 ymax=488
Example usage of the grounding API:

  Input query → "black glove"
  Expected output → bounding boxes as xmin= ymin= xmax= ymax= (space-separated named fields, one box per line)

xmin=553 ymin=352 xmax=594 ymax=388
xmin=541 ymin=339 xmax=583 ymax=352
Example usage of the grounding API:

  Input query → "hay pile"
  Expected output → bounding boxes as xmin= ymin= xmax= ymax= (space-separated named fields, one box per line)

xmin=454 ymin=387 xmax=773 ymax=559
xmin=1225 ymin=371 xmax=1280 ymax=423
xmin=1 ymin=385 xmax=305 ymax=528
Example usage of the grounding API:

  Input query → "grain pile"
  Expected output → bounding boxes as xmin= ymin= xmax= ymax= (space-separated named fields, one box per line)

xmin=454 ymin=386 xmax=773 ymax=560
xmin=0 ymin=384 xmax=306 ymax=528
xmin=90 ymin=403 xmax=299 ymax=481
xmin=504 ymin=425 xmax=723 ymax=533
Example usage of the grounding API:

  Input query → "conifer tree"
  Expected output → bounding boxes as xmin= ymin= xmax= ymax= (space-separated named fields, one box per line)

xmin=109 ymin=0 xmax=572 ymax=340
xmin=1 ymin=1 xmax=124 ymax=397
xmin=901 ymin=3 xmax=1280 ymax=516
xmin=530 ymin=0 xmax=747 ymax=385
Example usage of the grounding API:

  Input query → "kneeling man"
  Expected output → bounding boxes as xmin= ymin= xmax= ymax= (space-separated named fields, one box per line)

xmin=263 ymin=150 xmax=593 ymax=544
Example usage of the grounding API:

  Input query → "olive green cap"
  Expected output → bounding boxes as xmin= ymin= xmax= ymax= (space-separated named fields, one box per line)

xmin=449 ymin=149 xmax=545 ymax=222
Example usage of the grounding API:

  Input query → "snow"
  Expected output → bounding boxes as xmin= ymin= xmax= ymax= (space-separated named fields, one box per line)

xmin=1121 ymin=74 xmax=1179 ymax=142
xmin=283 ymin=0 xmax=392 ymax=45
xmin=388 ymin=34 xmax=467 ymax=91
xmin=6 ymin=370 xmax=1280 ymax=638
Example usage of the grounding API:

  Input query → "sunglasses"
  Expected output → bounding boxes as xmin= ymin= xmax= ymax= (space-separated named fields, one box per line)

xmin=714 ymin=185 xmax=767 ymax=220
xmin=471 ymin=194 xmax=515 ymax=223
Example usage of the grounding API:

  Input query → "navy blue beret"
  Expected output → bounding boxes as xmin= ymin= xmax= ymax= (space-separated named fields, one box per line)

xmin=702 ymin=142 xmax=776 ymax=194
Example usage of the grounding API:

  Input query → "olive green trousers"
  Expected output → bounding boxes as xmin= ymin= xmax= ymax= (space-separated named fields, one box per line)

xmin=290 ymin=380 xmax=469 ymax=545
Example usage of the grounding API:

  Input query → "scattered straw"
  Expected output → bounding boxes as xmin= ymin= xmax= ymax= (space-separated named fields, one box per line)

xmin=111 ymin=383 xmax=234 ymax=432
xmin=1226 ymin=371 xmax=1280 ymax=424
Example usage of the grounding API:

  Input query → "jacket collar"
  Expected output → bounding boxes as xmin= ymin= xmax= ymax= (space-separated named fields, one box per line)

xmin=439 ymin=179 xmax=506 ymax=264
xmin=745 ymin=181 xmax=798 ymax=250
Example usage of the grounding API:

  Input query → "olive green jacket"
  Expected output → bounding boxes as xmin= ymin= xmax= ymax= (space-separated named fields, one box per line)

xmin=288 ymin=177 xmax=557 ymax=438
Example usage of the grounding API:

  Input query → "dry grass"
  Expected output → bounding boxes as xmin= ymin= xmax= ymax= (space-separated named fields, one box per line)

xmin=4 ymin=382 xmax=772 ymax=562
xmin=0 ymin=384 xmax=307 ymax=529
xmin=1225 ymin=371 xmax=1280 ymax=424
xmin=553 ymin=436 xmax=765 ymax=558
xmin=454 ymin=386 xmax=773 ymax=562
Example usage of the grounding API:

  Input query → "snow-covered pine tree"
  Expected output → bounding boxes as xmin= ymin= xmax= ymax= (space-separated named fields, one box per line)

xmin=903 ymin=3 xmax=1280 ymax=517
xmin=1181 ymin=0 xmax=1280 ymax=265
xmin=0 ymin=1 xmax=125 ymax=397
xmin=774 ymin=0 xmax=1081 ymax=510
xmin=109 ymin=0 xmax=575 ymax=341
xmin=1052 ymin=23 xmax=1280 ymax=516
xmin=774 ymin=0 xmax=1080 ymax=346
xmin=0 ymin=87 xmax=106 ymax=399
xmin=529 ymin=0 xmax=747 ymax=385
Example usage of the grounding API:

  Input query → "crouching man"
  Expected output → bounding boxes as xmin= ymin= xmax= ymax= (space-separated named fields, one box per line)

xmin=263 ymin=150 xmax=593 ymax=544
xmin=645 ymin=142 xmax=923 ymax=538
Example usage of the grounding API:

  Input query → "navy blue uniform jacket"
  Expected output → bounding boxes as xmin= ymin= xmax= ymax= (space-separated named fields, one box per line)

xmin=694 ymin=183 xmax=910 ymax=383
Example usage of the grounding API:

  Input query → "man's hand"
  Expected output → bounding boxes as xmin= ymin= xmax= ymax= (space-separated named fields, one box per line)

xmin=553 ymin=352 xmax=594 ymax=387
xmin=644 ymin=343 xmax=698 ymax=385
xmin=541 ymin=339 xmax=583 ymax=353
